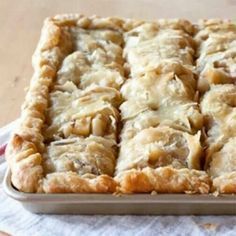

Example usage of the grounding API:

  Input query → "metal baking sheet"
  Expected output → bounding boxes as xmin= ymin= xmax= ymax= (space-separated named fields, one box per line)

xmin=3 ymin=169 xmax=236 ymax=215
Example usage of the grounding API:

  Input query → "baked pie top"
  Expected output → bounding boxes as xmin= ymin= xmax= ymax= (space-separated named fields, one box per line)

xmin=5 ymin=15 xmax=236 ymax=194
xmin=195 ymin=20 xmax=236 ymax=93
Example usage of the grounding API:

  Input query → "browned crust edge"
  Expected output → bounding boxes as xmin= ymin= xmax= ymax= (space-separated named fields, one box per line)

xmin=212 ymin=172 xmax=236 ymax=193
xmin=5 ymin=17 xmax=74 ymax=192
xmin=43 ymin=172 xmax=117 ymax=193
xmin=5 ymin=15 xmax=224 ymax=194
xmin=5 ymin=15 xmax=126 ymax=193
xmin=115 ymin=167 xmax=211 ymax=194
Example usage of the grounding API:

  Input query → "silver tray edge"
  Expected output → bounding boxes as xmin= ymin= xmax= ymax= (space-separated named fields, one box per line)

xmin=3 ymin=168 xmax=236 ymax=215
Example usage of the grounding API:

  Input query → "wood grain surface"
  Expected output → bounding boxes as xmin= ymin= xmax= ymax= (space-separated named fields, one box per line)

xmin=0 ymin=0 xmax=236 ymax=127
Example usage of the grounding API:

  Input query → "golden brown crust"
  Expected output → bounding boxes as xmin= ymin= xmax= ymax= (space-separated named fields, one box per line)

xmin=212 ymin=172 xmax=236 ymax=193
xmin=43 ymin=172 xmax=117 ymax=193
xmin=204 ymin=137 xmax=236 ymax=193
xmin=6 ymin=17 xmax=73 ymax=192
xmin=6 ymin=15 xmax=236 ymax=195
xmin=6 ymin=135 xmax=43 ymax=192
xmin=6 ymin=15 xmax=125 ymax=193
xmin=115 ymin=167 xmax=211 ymax=194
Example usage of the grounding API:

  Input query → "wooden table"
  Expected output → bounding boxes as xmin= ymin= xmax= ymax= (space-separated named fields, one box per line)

xmin=0 ymin=0 xmax=236 ymax=127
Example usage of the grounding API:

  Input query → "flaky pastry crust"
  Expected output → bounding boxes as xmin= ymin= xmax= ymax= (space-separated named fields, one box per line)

xmin=115 ymin=167 xmax=211 ymax=194
xmin=6 ymin=15 xmax=235 ymax=195
xmin=43 ymin=172 xmax=117 ymax=193
xmin=6 ymin=16 xmax=73 ymax=192
xmin=6 ymin=15 xmax=124 ymax=193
